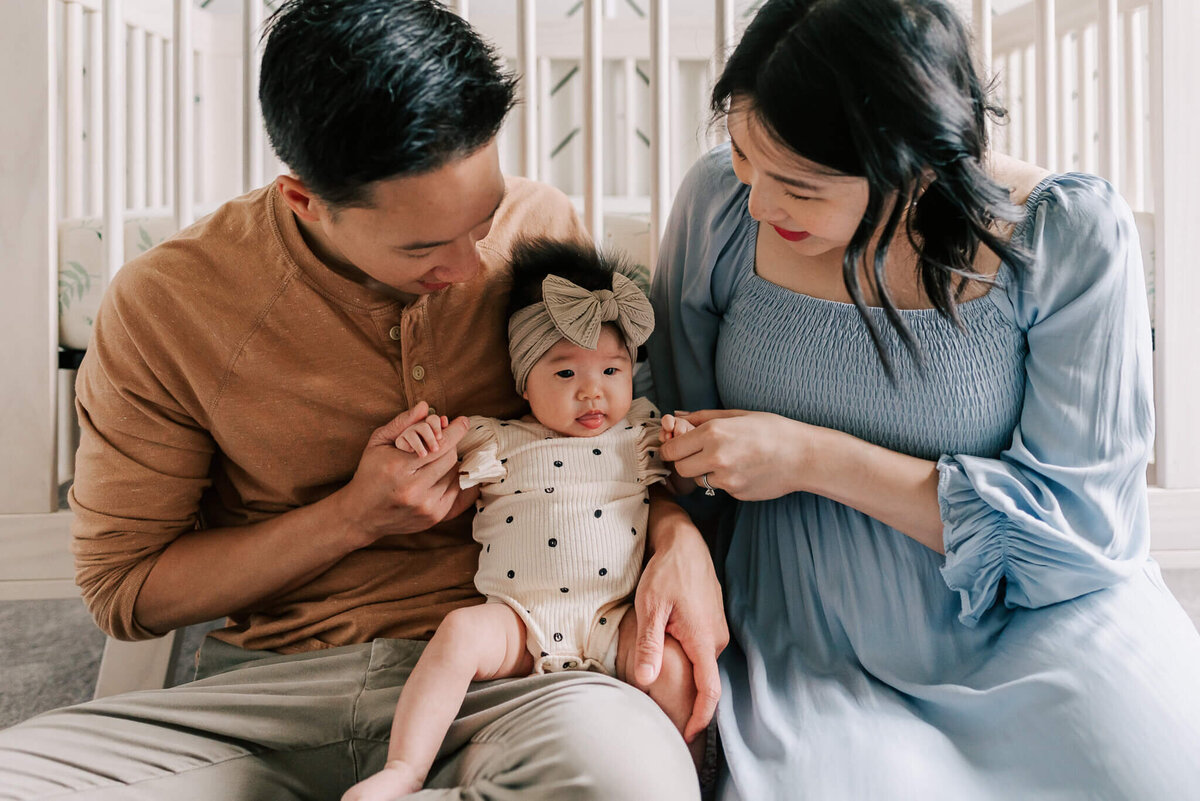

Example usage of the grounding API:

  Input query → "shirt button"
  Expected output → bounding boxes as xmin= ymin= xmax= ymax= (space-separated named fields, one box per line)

xmin=412 ymin=365 xmax=426 ymax=381
xmin=388 ymin=325 xmax=402 ymax=341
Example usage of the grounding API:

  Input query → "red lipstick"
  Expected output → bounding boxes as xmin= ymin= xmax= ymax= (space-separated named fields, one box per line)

xmin=772 ymin=225 xmax=811 ymax=242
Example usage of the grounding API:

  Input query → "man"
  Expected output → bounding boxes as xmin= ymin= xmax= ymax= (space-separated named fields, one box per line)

xmin=0 ymin=2 xmax=725 ymax=798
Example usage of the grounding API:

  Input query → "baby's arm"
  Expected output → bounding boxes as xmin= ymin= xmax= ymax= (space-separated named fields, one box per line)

xmin=394 ymin=413 xmax=451 ymax=457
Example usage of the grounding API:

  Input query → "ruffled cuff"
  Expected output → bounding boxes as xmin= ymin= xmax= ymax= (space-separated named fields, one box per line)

xmin=631 ymin=398 xmax=670 ymax=486
xmin=458 ymin=417 xmax=507 ymax=489
xmin=937 ymin=455 xmax=1009 ymax=627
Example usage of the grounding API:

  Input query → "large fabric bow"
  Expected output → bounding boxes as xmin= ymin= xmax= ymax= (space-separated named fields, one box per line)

xmin=507 ymin=272 xmax=655 ymax=393
xmin=541 ymin=273 xmax=654 ymax=352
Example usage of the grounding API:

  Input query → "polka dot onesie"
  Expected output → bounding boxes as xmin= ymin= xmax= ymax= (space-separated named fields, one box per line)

xmin=459 ymin=397 xmax=669 ymax=674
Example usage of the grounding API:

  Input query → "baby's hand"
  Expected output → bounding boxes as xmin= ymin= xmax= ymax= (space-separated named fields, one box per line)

xmin=395 ymin=413 xmax=450 ymax=457
xmin=660 ymin=413 xmax=695 ymax=442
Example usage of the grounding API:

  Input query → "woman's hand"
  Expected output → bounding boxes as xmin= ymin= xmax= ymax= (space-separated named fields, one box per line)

xmin=660 ymin=409 xmax=814 ymax=501
xmin=664 ymin=408 xmax=946 ymax=552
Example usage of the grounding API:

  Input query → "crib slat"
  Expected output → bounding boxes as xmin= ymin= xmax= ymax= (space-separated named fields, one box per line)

xmin=1058 ymin=31 xmax=1071 ymax=171
xmin=649 ymin=0 xmax=669 ymax=269
xmin=1097 ymin=0 xmax=1120 ymax=184
xmin=87 ymin=9 xmax=104 ymax=216
xmin=538 ymin=56 xmax=552 ymax=184
xmin=147 ymin=33 xmax=163 ymax=210
xmin=127 ymin=26 xmax=146 ymax=211
xmin=622 ymin=57 xmax=639 ymax=198
xmin=103 ymin=0 xmax=125 ymax=279
xmin=162 ymin=37 xmax=173 ymax=211
xmin=703 ymin=58 xmax=719 ymax=151
xmin=1035 ymin=0 xmax=1057 ymax=170
xmin=582 ymin=0 xmax=603 ymax=239
xmin=714 ymin=0 xmax=735 ymax=76
xmin=243 ymin=0 xmax=265 ymax=192
xmin=65 ymin=2 xmax=86 ymax=219
xmin=173 ymin=0 xmax=193 ymax=228
xmin=973 ymin=0 xmax=993 ymax=73
xmin=1006 ymin=49 xmax=1021 ymax=159
xmin=193 ymin=48 xmax=205 ymax=208
xmin=1076 ymin=24 xmax=1091 ymax=173
xmin=1123 ymin=9 xmax=1145 ymax=210
xmin=517 ymin=0 xmax=538 ymax=180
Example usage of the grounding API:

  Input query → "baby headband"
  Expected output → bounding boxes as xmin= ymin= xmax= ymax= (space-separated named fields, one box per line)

xmin=508 ymin=273 xmax=655 ymax=394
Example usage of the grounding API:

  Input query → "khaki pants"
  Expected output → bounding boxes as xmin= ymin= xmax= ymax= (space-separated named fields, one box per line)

xmin=0 ymin=637 xmax=699 ymax=800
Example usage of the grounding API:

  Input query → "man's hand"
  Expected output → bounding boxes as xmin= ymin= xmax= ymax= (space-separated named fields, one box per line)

xmin=634 ymin=492 xmax=728 ymax=743
xmin=335 ymin=402 xmax=480 ymax=548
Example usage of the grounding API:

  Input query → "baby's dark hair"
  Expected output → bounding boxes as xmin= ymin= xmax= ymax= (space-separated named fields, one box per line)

xmin=506 ymin=237 xmax=641 ymax=320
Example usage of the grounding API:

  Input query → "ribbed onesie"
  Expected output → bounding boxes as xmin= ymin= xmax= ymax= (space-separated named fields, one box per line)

xmin=458 ymin=397 xmax=669 ymax=674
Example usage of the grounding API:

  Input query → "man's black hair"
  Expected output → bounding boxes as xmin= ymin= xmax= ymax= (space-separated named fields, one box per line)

xmin=259 ymin=0 xmax=517 ymax=208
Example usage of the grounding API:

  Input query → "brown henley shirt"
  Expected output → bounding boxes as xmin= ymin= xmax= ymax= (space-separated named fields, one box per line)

xmin=70 ymin=177 xmax=586 ymax=653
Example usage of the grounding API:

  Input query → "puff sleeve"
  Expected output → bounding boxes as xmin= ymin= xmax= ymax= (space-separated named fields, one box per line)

xmin=937 ymin=174 xmax=1155 ymax=626
xmin=646 ymin=144 xmax=754 ymax=418
xmin=627 ymin=397 xmax=671 ymax=487
xmin=458 ymin=416 xmax=507 ymax=489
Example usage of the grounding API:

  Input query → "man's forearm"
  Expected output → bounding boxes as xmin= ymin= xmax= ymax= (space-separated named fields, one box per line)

xmin=645 ymin=486 xmax=700 ymax=554
xmin=133 ymin=489 xmax=359 ymax=634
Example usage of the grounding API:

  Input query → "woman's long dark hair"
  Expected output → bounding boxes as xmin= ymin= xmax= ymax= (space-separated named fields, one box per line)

xmin=713 ymin=0 xmax=1033 ymax=375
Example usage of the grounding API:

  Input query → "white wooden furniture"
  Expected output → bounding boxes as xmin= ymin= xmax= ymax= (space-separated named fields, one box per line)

xmin=1 ymin=0 xmax=1197 ymax=700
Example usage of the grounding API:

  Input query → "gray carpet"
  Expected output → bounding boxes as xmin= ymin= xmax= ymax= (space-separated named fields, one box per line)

xmin=2 ymin=573 xmax=1199 ymax=730
xmin=0 ymin=602 xmax=220 ymax=728
xmin=0 ymin=598 xmax=104 ymax=727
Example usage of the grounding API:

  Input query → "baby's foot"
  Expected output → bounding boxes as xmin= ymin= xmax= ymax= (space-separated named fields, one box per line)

xmin=341 ymin=760 xmax=424 ymax=801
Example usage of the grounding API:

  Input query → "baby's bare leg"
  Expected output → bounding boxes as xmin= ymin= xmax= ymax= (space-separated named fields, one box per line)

xmin=616 ymin=609 xmax=705 ymax=769
xmin=341 ymin=604 xmax=533 ymax=801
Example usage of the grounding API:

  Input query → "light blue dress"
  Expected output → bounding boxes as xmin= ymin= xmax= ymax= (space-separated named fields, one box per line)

xmin=647 ymin=145 xmax=1200 ymax=801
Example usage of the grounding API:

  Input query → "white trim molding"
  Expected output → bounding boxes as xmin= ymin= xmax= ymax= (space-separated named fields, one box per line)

xmin=1149 ymin=488 xmax=1200 ymax=568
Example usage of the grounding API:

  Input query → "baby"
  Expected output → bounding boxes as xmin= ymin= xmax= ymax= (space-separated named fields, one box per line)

xmin=343 ymin=238 xmax=700 ymax=800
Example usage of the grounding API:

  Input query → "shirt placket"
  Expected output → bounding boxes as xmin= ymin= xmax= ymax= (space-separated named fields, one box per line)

xmin=396 ymin=300 xmax=445 ymax=416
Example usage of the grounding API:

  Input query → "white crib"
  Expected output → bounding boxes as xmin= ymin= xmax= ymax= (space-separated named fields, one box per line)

xmin=1 ymin=0 xmax=1198 ymax=697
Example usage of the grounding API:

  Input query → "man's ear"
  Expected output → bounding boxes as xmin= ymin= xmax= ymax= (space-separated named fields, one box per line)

xmin=277 ymin=175 xmax=324 ymax=223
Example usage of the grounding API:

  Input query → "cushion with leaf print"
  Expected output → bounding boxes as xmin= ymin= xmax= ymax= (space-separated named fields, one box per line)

xmin=58 ymin=216 xmax=175 ymax=350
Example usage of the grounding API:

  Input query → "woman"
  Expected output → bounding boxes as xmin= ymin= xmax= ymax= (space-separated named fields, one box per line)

xmin=648 ymin=0 xmax=1200 ymax=798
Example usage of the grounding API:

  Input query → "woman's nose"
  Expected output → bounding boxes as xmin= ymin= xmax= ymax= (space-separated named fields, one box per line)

xmin=746 ymin=182 xmax=781 ymax=224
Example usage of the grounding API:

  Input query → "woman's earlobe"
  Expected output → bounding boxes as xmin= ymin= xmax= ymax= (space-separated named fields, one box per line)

xmin=919 ymin=168 xmax=936 ymax=194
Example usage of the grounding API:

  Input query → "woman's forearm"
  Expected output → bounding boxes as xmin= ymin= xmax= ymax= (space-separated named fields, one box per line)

xmin=800 ymin=425 xmax=946 ymax=553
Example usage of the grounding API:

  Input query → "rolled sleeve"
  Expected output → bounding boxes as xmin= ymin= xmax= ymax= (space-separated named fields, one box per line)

xmin=70 ymin=269 xmax=216 ymax=640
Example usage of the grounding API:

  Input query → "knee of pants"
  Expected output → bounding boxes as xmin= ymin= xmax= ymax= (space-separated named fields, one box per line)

xmin=488 ymin=676 xmax=700 ymax=801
